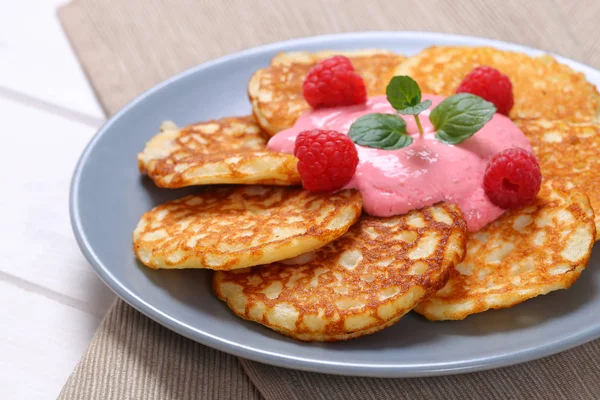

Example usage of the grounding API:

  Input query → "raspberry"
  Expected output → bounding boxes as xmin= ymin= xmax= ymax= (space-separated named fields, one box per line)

xmin=456 ymin=66 xmax=514 ymax=115
xmin=294 ymin=129 xmax=359 ymax=192
xmin=302 ymin=55 xmax=367 ymax=109
xmin=483 ymin=148 xmax=542 ymax=209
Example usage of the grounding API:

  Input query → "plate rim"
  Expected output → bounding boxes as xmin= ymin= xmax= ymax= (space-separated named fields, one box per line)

xmin=70 ymin=30 xmax=600 ymax=378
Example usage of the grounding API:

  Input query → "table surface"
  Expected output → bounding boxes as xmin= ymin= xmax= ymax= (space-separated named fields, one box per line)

xmin=2 ymin=0 xmax=599 ymax=398
xmin=0 ymin=1 xmax=113 ymax=399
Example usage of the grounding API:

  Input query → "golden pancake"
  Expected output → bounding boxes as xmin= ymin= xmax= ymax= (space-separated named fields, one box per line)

xmin=213 ymin=203 xmax=467 ymax=341
xmin=415 ymin=181 xmax=595 ymax=321
xmin=138 ymin=116 xmax=300 ymax=188
xmin=248 ymin=50 xmax=407 ymax=136
xmin=517 ymin=119 xmax=600 ymax=237
xmin=133 ymin=186 xmax=362 ymax=270
xmin=396 ymin=46 xmax=600 ymax=121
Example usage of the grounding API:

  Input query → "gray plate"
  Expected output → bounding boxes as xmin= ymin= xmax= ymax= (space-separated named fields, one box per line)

xmin=70 ymin=32 xmax=600 ymax=378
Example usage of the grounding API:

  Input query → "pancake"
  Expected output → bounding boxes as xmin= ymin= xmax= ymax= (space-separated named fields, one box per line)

xmin=517 ymin=119 xmax=600 ymax=237
xmin=133 ymin=186 xmax=362 ymax=270
xmin=415 ymin=181 xmax=595 ymax=321
xmin=248 ymin=50 xmax=407 ymax=136
xmin=213 ymin=203 xmax=467 ymax=341
xmin=395 ymin=46 xmax=600 ymax=122
xmin=137 ymin=116 xmax=300 ymax=188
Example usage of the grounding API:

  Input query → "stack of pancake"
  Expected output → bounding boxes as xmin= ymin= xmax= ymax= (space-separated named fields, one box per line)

xmin=133 ymin=47 xmax=599 ymax=341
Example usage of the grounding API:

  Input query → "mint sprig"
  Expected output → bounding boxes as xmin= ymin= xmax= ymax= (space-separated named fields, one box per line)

xmin=430 ymin=93 xmax=496 ymax=145
xmin=385 ymin=76 xmax=431 ymax=136
xmin=394 ymin=100 xmax=432 ymax=116
xmin=347 ymin=75 xmax=497 ymax=150
xmin=348 ymin=113 xmax=413 ymax=150
xmin=386 ymin=76 xmax=432 ymax=115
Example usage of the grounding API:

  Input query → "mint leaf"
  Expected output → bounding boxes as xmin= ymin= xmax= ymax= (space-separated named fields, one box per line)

xmin=430 ymin=93 xmax=496 ymax=145
xmin=348 ymin=113 xmax=413 ymax=150
xmin=396 ymin=99 xmax=432 ymax=115
xmin=386 ymin=76 xmax=422 ymax=110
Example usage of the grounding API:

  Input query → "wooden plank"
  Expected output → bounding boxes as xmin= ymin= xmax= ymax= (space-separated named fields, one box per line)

xmin=0 ymin=280 xmax=102 ymax=399
xmin=0 ymin=0 xmax=105 ymax=119
xmin=0 ymin=97 xmax=113 ymax=316
xmin=555 ymin=0 xmax=600 ymax=69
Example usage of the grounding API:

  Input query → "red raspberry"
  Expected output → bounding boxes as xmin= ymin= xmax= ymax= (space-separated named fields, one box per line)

xmin=456 ymin=66 xmax=514 ymax=115
xmin=483 ymin=148 xmax=542 ymax=209
xmin=294 ymin=129 xmax=359 ymax=192
xmin=302 ymin=55 xmax=367 ymax=109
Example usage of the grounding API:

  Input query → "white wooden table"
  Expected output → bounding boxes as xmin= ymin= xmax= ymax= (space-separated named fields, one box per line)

xmin=0 ymin=1 xmax=115 ymax=398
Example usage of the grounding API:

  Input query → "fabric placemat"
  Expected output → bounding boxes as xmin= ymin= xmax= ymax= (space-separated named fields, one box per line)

xmin=58 ymin=0 xmax=600 ymax=399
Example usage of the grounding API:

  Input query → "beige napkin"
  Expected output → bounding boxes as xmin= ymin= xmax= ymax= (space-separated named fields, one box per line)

xmin=58 ymin=0 xmax=600 ymax=399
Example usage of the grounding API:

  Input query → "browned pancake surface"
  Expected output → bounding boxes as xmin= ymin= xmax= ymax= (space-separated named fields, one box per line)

xmin=138 ymin=116 xmax=300 ymax=187
xmin=249 ymin=50 xmax=407 ymax=136
xmin=415 ymin=182 xmax=595 ymax=321
xmin=133 ymin=186 xmax=362 ymax=270
xmin=517 ymin=119 xmax=600 ymax=236
xmin=214 ymin=203 xmax=467 ymax=341
xmin=396 ymin=46 xmax=600 ymax=121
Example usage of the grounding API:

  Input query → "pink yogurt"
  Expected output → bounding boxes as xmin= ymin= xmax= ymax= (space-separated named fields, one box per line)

xmin=267 ymin=94 xmax=532 ymax=232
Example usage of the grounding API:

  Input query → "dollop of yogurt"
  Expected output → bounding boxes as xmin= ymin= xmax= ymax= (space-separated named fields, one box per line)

xmin=268 ymin=94 xmax=532 ymax=231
